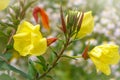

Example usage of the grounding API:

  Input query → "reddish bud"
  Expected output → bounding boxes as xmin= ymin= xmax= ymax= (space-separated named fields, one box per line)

xmin=60 ymin=6 xmax=66 ymax=33
xmin=33 ymin=6 xmax=50 ymax=30
xmin=82 ymin=44 xmax=89 ymax=60
xmin=77 ymin=12 xmax=84 ymax=31
xmin=47 ymin=38 xmax=57 ymax=46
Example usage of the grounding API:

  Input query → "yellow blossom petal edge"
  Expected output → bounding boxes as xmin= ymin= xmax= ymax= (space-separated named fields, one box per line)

xmin=89 ymin=44 xmax=120 ymax=75
xmin=13 ymin=21 xmax=47 ymax=56
xmin=0 ymin=0 xmax=10 ymax=11
xmin=76 ymin=11 xmax=94 ymax=39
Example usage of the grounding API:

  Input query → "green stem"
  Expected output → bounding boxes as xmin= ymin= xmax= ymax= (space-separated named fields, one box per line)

xmin=38 ymin=38 xmax=70 ymax=79
xmin=62 ymin=55 xmax=82 ymax=59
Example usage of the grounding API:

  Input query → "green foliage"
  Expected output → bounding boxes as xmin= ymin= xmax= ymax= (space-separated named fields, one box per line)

xmin=36 ymin=56 xmax=48 ymax=71
xmin=28 ymin=60 xmax=37 ymax=80
xmin=48 ymin=52 xmax=56 ymax=64
xmin=0 ymin=31 xmax=8 ymax=52
xmin=0 ymin=74 xmax=16 ymax=80
xmin=0 ymin=53 xmax=12 ymax=61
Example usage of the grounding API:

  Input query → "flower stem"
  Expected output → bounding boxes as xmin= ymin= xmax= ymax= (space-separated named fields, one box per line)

xmin=38 ymin=38 xmax=70 ymax=79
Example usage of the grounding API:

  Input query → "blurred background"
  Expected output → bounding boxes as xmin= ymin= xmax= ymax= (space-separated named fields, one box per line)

xmin=0 ymin=0 xmax=120 ymax=80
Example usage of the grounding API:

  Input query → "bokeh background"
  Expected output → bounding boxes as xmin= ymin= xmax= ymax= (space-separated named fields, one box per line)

xmin=0 ymin=0 xmax=120 ymax=80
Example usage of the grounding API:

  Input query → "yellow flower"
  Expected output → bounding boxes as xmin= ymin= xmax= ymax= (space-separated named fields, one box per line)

xmin=89 ymin=44 xmax=120 ymax=75
xmin=13 ymin=21 xmax=47 ymax=56
xmin=0 ymin=0 xmax=10 ymax=11
xmin=76 ymin=11 xmax=94 ymax=38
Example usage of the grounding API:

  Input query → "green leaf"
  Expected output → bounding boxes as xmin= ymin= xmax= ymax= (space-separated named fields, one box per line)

xmin=34 ymin=62 xmax=44 ymax=73
xmin=0 ymin=21 xmax=9 ymax=28
xmin=0 ymin=33 xmax=8 ymax=52
xmin=0 ymin=53 xmax=12 ymax=61
xmin=0 ymin=62 xmax=7 ymax=70
xmin=62 ymin=55 xmax=80 ymax=60
xmin=49 ymin=47 xmax=58 ymax=57
xmin=8 ymin=64 xmax=29 ymax=79
xmin=46 ymin=75 xmax=55 ymax=80
xmin=0 ymin=62 xmax=30 ymax=79
xmin=36 ymin=56 xmax=49 ymax=71
xmin=6 ymin=44 xmax=13 ymax=50
xmin=0 ymin=74 xmax=16 ymax=80
xmin=36 ymin=62 xmax=48 ymax=71
xmin=28 ymin=60 xmax=37 ymax=80
xmin=0 ymin=31 xmax=7 ymax=37
xmin=48 ymin=52 xmax=55 ymax=63
xmin=37 ymin=56 xmax=46 ymax=63
xmin=23 ymin=1 xmax=36 ymax=12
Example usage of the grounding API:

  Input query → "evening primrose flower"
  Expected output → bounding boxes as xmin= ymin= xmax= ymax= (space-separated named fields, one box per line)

xmin=89 ymin=44 xmax=120 ymax=75
xmin=13 ymin=21 xmax=47 ymax=56
xmin=0 ymin=0 xmax=10 ymax=11
xmin=76 ymin=11 xmax=94 ymax=38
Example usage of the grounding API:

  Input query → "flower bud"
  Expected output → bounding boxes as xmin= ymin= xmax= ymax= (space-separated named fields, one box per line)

xmin=33 ymin=6 xmax=50 ymax=30
xmin=47 ymin=38 xmax=57 ymax=46
xmin=82 ymin=44 xmax=89 ymax=60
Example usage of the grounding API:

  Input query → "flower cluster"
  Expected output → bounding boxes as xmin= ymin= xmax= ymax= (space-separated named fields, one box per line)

xmin=13 ymin=7 xmax=120 ymax=76
xmin=0 ymin=0 xmax=120 ymax=79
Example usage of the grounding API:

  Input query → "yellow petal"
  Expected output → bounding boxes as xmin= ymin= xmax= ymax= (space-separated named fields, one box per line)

xmin=77 ymin=11 xmax=94 ymax=38
xmin=16 ymin=21 xmax=38 ymax=33
xmin=13 ymin=21 xmax=47 ymax=56
xmin=100 ymin=44 xmax=119 ymax=64
xmin=0 ymin=0 xmax=10 ymax=11
xmin=16 ymin=21 xmax=43 ymax=38
xmin=13 ymin=32 xmax=31 ymax=56
xmin=90 ymin=44 xmax=119 ymax=64
xmin=90 ymin=56 xmax=111 ymax=75
xmin=89 ymin=44 xmax=120 ymax=75
xmin=30 ymin=38 xmax=47 ymax=56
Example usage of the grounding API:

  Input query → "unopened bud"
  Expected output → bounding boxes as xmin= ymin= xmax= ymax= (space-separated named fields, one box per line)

xmin=33 ymin=6 xmax=50 ymax=30
xmin=47 ymin=38 xmax=57 ymax=46
xmin=60 ymin=6 xmax=66 ymax=33
xmin=82 ymin=44 xmax=89 ymax=60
